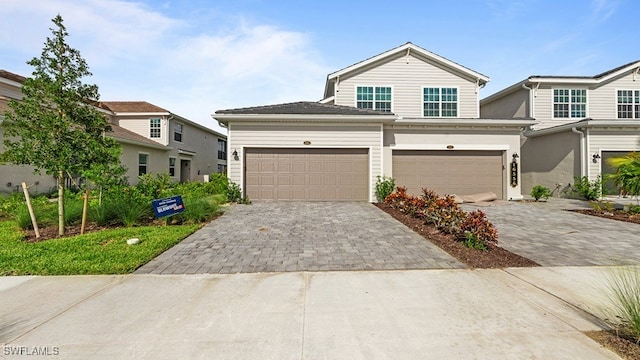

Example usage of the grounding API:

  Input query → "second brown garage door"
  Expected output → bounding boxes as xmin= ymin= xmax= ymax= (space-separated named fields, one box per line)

xmin=245 ymin=148 xmax=369 ymax=201
xmin=392 ymin=150 xmax=504 ymax=199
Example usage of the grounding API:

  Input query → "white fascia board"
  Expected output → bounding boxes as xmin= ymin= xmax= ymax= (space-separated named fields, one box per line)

xmin=527 ymin=77 xmax=597 ymax=85
xmin=214 ymin=114 xmax=397 ymax=124
xmin=327 ymin=43 xmax=489 ymax=84
xmin=319 ymin=96 xmax=334 ymax=104
xmin=390 ymin=144 xmax=510 ymax=151
xmin=392 ymin=118 xmax=537 ymax=128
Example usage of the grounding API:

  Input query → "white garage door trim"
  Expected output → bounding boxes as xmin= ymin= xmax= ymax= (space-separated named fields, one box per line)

xmin=242 ymin=146 xmax=371 ymax=201
xmin=391 ymin=144 xmax=510 ymax=151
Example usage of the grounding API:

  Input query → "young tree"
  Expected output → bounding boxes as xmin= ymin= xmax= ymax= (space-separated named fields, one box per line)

xmin=1 ymin=15 xmax=121 ymax=236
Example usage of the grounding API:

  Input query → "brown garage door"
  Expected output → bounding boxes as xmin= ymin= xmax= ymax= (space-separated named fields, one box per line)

xmin=392 ymin=150 xmax=504 ymax=199
xmin=245 ymin=148 xmax=369 ymax=201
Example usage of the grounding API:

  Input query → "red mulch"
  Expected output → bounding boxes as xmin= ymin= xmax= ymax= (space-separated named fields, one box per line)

xmin=374 ymin=203 xmax=539 ymax=269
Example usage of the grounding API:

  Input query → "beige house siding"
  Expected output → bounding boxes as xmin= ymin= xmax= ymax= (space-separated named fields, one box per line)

xmin=480 ymin=88 xmax=529 ymax=118
xmin=0 ymin=82 xmax=22 ymax=101
xmin=334 ymin=54 xmax=480 ymax=118
xmin=588 ymin=72 xmax=639 ymax=119
xmin=228 ymin=123 xmax=381 ymax=201
xmin=167 ymin=118 xmax=224 ymax=181
xmin=114 ymin=116 xmax=169 ymax=146
xmin=119 ymin=142 xmax=168 ymax=186
xmin=382 ymin=127 xmax=523 ymax=200
xmin=520 ymin=131 xmax=580 ymax=194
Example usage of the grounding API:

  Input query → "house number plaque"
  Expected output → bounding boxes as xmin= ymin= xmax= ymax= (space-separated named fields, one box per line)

xmin=510 ymin=160 xmax=518 ymax=187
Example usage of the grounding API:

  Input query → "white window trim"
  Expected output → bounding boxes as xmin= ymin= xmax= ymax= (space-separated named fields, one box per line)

xmin=173 ymin=122 xmax=184 ymax=143
xmin=551 ymin=87 xmax=589 ymax=120
xmin=421 ymin=86 xmax=460 ymax=118
xmin=169 ymin=156 xmax=176 ymax=178
xmin=149 ymin=118 xmax=161 ymax=138
xmin=138 ymin=152 xmax=150 ymax=176
xmin=615 ymin=88 xmax=640 ymax=119
xmin=354 ymin=85 xmax=394 ymax=113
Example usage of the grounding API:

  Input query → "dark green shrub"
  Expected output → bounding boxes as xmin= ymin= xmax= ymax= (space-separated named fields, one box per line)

xmin=137 ymin=173 xmax=173 ymax=199
xmin=461 ymin=232 xmax=487 ymax=251
xmin=530 ymin=185 xmax=551 ymax=201
xmin=172 ymin=196 xmax=221 ymax=224
xmin=629 ymin=205 xmax=640 ymax=214
xmin=571 ymin=176 xmax=601 ymax=201
xmin=117 ymin=200 xmax=153 ymax=227
xmin=375 ymin=175 xmax=395 ymax=202
xmin=227 ymin=181 xmax=250 ymax=204
xmin=93 ymin=186 xmax=152 ymax=226
xmin=64 ymin=197 xmax=85 ymax=226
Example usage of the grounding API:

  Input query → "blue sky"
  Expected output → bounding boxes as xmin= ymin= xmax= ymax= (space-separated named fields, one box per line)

xmin=1 ymin=0 xmax=635 ymax=132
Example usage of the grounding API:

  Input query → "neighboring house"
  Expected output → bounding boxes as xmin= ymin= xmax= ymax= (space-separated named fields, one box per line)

xmin=0 ymin=70 xmax=227 ymax=193
xmin=481 ymin=61 xmax=640 ymax=195
xmin=102 ymin=102 xmax=228 ymax=183
xmin=214 ymin=42 xmax=535 ymax=202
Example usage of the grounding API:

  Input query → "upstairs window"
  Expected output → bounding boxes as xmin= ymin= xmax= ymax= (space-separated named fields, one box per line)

xmin=553 ymin=89 xmax=586 ymax=118
xmin=356 ymin=86 xmax=392 ymax=112
xmin=218 ymin=139 xmax=227 ymax=160
xmin=174 ymin=123 xmax=183 ymax=142
xmin=423 ymin=87 xmax=457 ymax=117
xmin=149 ymin=118 xmax=161 ymax=138
xmin=617 ymin=90 xmax=640 ymax=119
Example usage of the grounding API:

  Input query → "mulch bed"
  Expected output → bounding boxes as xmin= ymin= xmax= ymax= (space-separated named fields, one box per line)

xmin=24 ymin=223 xmax=115 ymax=243
xmin=585 ymin=331 xmax=640 ymax=360
xmin=374 ymin=203 xmax=539 ymax=269
xmin=570 ymin=209 xmax=640 ymax=225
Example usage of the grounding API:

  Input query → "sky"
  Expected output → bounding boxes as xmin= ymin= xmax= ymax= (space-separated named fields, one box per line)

xmin=1 ymin=0 xmax=636 ymax=133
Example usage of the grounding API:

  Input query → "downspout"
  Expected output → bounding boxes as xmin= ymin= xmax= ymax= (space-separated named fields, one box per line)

xmin=571 ymin=127 xmax=586 ymax=177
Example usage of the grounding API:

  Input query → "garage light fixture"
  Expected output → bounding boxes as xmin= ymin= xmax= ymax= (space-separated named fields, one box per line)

xmin=512 ymin=153 xmax=519 ymax=159
xmin=592 ymin=153 xmax=601 ymax=163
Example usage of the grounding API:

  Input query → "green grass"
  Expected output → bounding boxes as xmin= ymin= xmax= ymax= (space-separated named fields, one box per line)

xmin=0 ymin=221 xmax=200 ymax=275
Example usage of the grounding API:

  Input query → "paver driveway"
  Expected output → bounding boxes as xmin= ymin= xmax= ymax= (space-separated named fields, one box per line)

xmin=463 ymin=199 xmax=640 ymax=266
xmin=137 ymin=202 xmax=463 ymax=274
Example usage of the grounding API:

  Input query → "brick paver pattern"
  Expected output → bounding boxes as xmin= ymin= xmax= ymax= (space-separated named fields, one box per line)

xmin=136 ymin=202 xmax=464 ymax=274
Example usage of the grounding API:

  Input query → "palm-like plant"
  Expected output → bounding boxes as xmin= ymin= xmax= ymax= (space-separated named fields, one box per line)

xmin=606 ymin=152 xmax=640 ymax=204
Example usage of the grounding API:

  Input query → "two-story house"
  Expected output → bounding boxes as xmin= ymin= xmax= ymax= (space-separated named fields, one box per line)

xmin=0 ymin=70 xmax=227 ymax=194
xmin=480 ymin=61 xmax=640 ymax=195
xmin=214 ymin=43 xmax=535 ymax=202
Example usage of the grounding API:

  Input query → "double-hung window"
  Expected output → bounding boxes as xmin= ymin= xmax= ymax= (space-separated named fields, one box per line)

xmin=356 ymin=86 xmax=392 ymax=112
xmin=553 ymin=89 xmax=586 ymax=118
xmin=218 ymin=139 xmax=227 ymax=160
xmin=138 ymin=153 xmax=148 ymax=176
xmin=617 ymin=90 xmax=640 ymax=119
xmin=423 ymin=87 xmax=457 ymax=117
xmin=174 ymin=123 xmax=183 ymax=142
xmin=149 ymin=118 xmax=161 ymax=138
xmin=169 ymin=157 xmax=176 ymax=177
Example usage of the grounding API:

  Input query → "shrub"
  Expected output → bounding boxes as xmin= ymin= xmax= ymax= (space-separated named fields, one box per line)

xmin=459 ymin=210 xmax=498 ymax=249
xmin=426 ymin=195 xmax=466 ymax=235
xmin=137 ymin=173 xmax=173 ymax=199
xmin=226 ymin=181 xmax=250 ymax=204
xmin=571 ymin=176 xmax=601 ymax=201
xmin=629 ymin=205 xmax=640 ymax=214
xmin=172 ymin=196 xmax=221 ymax=224
xmin=64 ymin=197 xmax=85 ymax=226
xmin=590 ymin=201 xmax=614 ymax=212
xmin=601 ymin=266 xmax=640 ymax=343
xmin=530 ymin=185 xmax=551 ymax=201
xmin=420 ymin=188 xmax=439 ymax=207
xmin=461 ymin=232 xmax=487 ymax=251
xmin=384 ymin=186 xmax=411 ymax=209
xmin=375 ymin=176 xmax=395 ymax=203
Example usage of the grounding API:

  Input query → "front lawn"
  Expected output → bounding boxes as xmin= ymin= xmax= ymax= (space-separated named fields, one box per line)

xmin=0 ymin=221 xmax=200 ymax=275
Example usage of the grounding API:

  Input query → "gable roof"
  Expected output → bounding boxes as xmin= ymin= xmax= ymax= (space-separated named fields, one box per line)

xmin=214 ymin=101 xmax=396 ymax=124
xmin=101 ymin=101 xmax=170 ymax=114
xmin=0 ymin=70 xmax=26 ymax=85
xmin=482 ymin=60 xmax=640 ymax=105
xmin=324 ymin=42 xmax=490 ymax=99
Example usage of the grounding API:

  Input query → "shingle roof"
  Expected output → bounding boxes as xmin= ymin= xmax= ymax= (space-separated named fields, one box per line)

xmin=0 ymin=70 xmax=26 ymax=84
xmin=215 ymin=101 xmax=395 ymax=116
xmin=108 ymin=124 xmax=168 ymax=148
xmin=101 ymin=101 xmax=169 ymax=113
xmin=529 ymin=60 xmax=640 ymax=80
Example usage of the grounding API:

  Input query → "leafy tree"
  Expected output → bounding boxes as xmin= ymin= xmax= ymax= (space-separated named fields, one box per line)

xmin=0 ymin=15 xmax=121 ymax=236
xmin=606 ymin=152 xmax=640 ymax=204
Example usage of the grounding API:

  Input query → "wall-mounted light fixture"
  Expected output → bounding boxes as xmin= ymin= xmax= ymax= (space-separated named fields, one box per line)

xmin=6 ymin=182 xmax=12 ymax=188
xmin=592 ymin=153 xmax=601 ymax=163
xmin=232 ymin=149 xmax=239 ymax=161
xmin=512 ymin=153 xmax=519 ymax=159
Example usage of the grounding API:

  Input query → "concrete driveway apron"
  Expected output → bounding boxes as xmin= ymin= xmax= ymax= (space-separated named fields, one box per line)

xmin=137 ymin=202 xmax=463 ymax=274
xmin=463 ymin=199 xmax=640 ymax=266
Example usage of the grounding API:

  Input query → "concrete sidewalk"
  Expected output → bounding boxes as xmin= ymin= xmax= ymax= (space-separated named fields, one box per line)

xmin=0 ymin=267 xmax=623 ymax=359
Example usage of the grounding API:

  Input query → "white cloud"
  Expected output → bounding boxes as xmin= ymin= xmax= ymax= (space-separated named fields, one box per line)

xmin=0 ymin=0 xmax=330 ymax=133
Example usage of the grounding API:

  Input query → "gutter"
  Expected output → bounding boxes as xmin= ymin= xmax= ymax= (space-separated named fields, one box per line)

xmin=571 ymin=127 xmax=586 ymax=177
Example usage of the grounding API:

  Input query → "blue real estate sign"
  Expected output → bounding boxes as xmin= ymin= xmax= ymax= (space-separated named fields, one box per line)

xmin=152 ymin=196 xmax=186 ymax=218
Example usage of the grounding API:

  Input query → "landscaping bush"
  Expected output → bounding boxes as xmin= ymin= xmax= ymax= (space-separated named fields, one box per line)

xmin=601 ymin=266 xmax=640 ymax=343
xmin=137 ymin=173 xmax=173 ymax=199
xmin=420 ymin=188 xmax=439 ymax=208
xmin=93 ymin=186 xmax=152 ymax=226
xmin=530 ymin=185 xmax=551 ymax=201
xmin=226 ymin=181 xmax=250 ymax=204
xmin=459 ymin=210 xmax=498 ymax=250
xmin=64 ymin=197 xmax=85 ymax=226
xmin=172 ymin=196 xmax=221 ymax=224
xmin=425 ymin=195 xmax=466 ymax=235
xmin=571 ymin=176 xmax=601 ymax=201
xmin=375 ymin=175 xmax=395 ymax=203
xmin=385 ymin=186 xmax=411 ymax=209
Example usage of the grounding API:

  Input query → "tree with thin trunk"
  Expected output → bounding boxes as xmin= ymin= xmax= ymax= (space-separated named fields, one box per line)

xmin=1 ymin=15 xmax=121 ymax=236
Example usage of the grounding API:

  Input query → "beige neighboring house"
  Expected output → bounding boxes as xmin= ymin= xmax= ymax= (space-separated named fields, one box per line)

xmin=0 ymin=70 xmax=227 ymax=194
xmin=214 ymin=42 xmax=535 ymax=202
xmin=481 ymin=61 xmax=640 ymax=195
